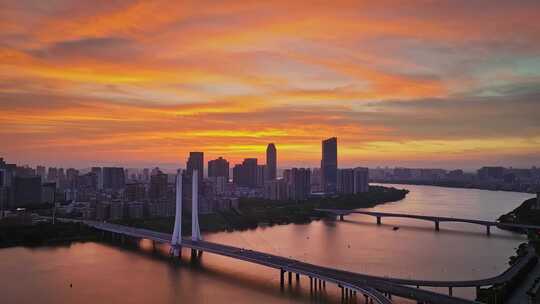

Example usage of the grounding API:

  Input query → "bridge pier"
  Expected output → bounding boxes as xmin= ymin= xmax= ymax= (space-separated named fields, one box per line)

xmin=449 ymin=286 xmax=453 ymax=296
xmin=435 ymin=220 xmax=440 ymax=231
xmin=309 ymin=277 xmax=313 ymax=292
xmin=296 ymin=273 xmax=300 ymax=282
xmin=288 ymin=271 xmax=292 ymax=285
xmin=170 ymin=245 xmax=182 ymax=258
xmin=339 ymin=215 xmax=344 ymax=221
xmin=486 ymin=225 xmax=491 ymax=236
xmin=376 ymin=216 xmax=381 ymax=225
xmin=191 ymin=249 xmax=202 ymax=260
xmin=280 ymin=269 xmax=285 ymax=288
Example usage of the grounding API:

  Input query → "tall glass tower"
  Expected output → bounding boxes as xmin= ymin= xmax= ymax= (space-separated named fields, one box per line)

xmin=321 ymin=137 xmax=337 ymax=193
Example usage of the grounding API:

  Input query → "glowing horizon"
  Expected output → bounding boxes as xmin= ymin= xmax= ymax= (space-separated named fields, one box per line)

xmin=1 ymin=1 xmax=539 ymax=170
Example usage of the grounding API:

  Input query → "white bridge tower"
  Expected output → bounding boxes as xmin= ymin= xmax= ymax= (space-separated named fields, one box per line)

xmin=171 ymin=172 xmax=183 ymax=257
xmin=171 ymin=169 xmax=202 ymax=257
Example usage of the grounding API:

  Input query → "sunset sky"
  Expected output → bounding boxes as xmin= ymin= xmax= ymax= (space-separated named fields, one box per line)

xmin=1 ymin=1 xmax=539 ymax=170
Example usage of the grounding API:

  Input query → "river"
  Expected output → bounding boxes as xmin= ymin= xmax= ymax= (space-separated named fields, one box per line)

xmin=0 ymin=184 xmax=533 ymax=303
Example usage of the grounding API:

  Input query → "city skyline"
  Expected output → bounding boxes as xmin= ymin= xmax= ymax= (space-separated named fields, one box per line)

xmin=2 ymin=1 xmax=540 ymax=170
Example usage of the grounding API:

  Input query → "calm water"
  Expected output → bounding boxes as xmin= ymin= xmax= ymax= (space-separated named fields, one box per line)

xmin=0 ymin=185 xmax=533 ymax=303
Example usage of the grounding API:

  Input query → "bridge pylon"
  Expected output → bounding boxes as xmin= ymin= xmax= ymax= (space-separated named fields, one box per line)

xmin=192 ymin=170 xmax=202 ymax=241
xmin=171 ymin=172 xmax=183 ymax=257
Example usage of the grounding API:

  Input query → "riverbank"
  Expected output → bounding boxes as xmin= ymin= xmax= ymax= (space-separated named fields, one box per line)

xmin=0 ymin=186 xmax=408 ymax=248
xmin=116 ymin=185 xmax=409 ymax=235
xmin=499 ymin=197 xmax=540 ymax=233
xmin=493 ymin=197 xmax=540 ymax=303
xmin=373 ymin=180 xmax=534 ymax=194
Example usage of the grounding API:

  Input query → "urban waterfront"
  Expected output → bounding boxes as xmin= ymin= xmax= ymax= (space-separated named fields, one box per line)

xmin=0 ymin=185 xmax=532 ymax=303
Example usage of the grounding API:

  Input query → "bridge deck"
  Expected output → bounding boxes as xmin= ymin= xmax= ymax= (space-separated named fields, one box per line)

xmin=88 ymin=221 xmax=481 ymax=304
xmin=316 ymin=209 xmax=540 ymax=230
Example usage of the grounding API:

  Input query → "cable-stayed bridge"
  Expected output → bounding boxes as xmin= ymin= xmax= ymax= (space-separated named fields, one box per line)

xmin=53 ymin=171 xmax=538 ymax=304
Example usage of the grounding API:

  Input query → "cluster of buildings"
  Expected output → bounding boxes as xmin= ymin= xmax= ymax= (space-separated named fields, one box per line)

xmin=0 ymin=136 xmax=372 ymax=221
xmin=370 ymin=166 xmax=540 ymax=193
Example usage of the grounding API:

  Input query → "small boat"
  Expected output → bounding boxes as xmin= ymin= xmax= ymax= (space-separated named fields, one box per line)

xmin=393 ymin=226 xmax=400 ymax=231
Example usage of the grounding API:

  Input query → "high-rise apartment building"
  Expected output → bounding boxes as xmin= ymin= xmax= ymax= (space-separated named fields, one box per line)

xmin=148 ymin=170 xmax=168 ymax=201
xmin=264 ymin=179 xmax=287 ymax=201
xmin=353 ymin=167 xmax=369 ymax=193
xmin=13 ymin=176 xmax=42 ymax=207
xmin=337 ymin=167 xmax=369 ymax=194
xmin=284 ymin=168 xmax=311 ymax=201
xmin=36 ymin=166 xmax=46 ymax=181
xmin=102 ymin=167 xmax=125 ymax=191
xmin=256 ymin=165 xmax=267 ymax=187
xmin=47 ymin=167 xmax=58 ymax=183
xmin=233 ymin=158 xmax=258 ymax=188
xmin=208 ymin=157 xmax=229 ymax=181
xmin=91 ymin=167 xmax=103 ymax=190
xmin=337 ymin=168 xmax=354 ymax=194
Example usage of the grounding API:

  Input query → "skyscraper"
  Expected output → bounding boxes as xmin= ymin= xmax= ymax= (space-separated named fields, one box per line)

xmin=186 ymin=152 xmax=204 ymax=182
xmin=266 ymin=143 xmax=277 ymax=180
xmin=321 ymin=137 xmax=337 ymax=193
xmin=208 ymin=157 xmax=229 ymax=181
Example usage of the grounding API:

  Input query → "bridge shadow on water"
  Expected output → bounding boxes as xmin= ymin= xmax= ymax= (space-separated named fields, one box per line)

xmin=339 ymin=219 xmax=526 ymax=241
xmin=97 ymin=239 xmax=341 ymax=304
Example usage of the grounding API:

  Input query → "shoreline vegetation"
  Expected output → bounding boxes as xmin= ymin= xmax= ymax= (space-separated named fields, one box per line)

xmin=116 ymin=185 xmax=409 ymax=235
xmin=0 ymin=221 xmax=97 ymax=249
xmin=499 ymin=198 xmax=540 ymax=233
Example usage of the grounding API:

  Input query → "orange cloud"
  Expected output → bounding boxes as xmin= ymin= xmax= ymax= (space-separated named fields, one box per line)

xmin=1 ymin=1 xmax=539 ymax=169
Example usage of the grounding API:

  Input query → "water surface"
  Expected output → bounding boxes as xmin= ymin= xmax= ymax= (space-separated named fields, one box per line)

xmin=0 ymin=185 xmax=533 ymax=303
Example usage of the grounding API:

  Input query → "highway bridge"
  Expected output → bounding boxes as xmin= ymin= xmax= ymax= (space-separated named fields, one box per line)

xmin=316 ymin=209 xmax=540 ymax=235
xmin=49 ymin=174 xmax=532 ymax=304
xmin=87 ymin=220 xmax=481 ymax=304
